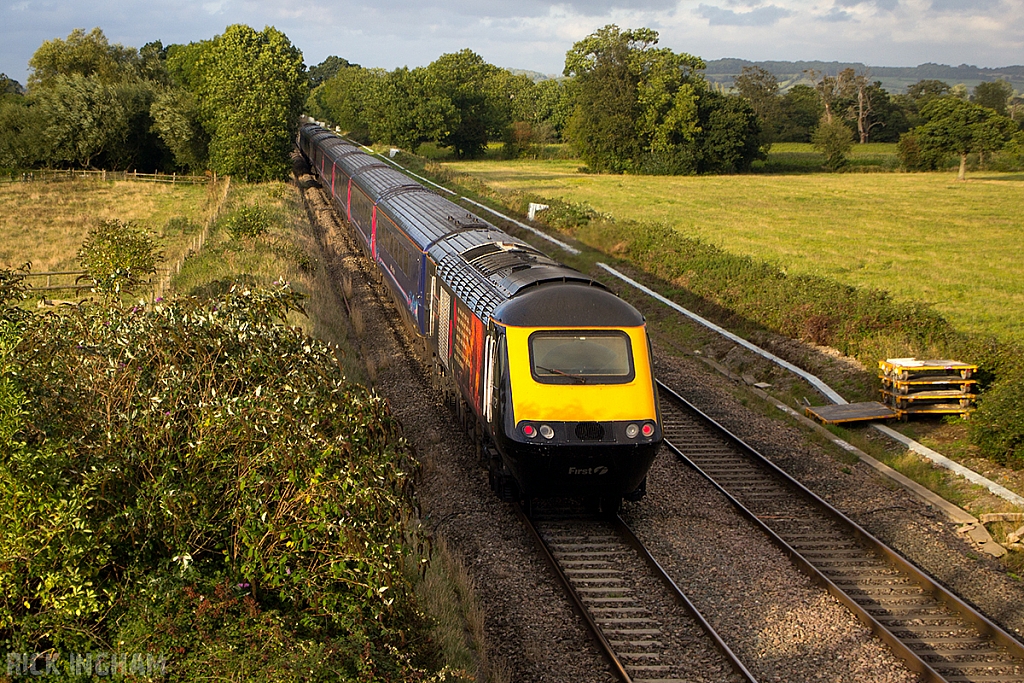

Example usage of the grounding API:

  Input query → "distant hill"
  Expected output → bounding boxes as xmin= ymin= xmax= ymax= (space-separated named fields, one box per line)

xmin=703 ymin=59 xmax=1024 ymax=94
xmin=508 ymin=68 xmax=562 ymax=83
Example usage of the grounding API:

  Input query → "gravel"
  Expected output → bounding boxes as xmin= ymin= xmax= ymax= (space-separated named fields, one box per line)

xmin=624 ymin=449 xmax=918 ymax=682
xmin=653 ymin=350 xmax=1024 ymax=644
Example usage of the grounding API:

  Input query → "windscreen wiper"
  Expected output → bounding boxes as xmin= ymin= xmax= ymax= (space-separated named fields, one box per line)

xmin=537 ymin=366 xmax=587 ymax=384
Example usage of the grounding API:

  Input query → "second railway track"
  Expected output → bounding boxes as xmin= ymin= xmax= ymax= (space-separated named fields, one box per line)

xmin=657 ymin=380 xmax=1024 ymax=683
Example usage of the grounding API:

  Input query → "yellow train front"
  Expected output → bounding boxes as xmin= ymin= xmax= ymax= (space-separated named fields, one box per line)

xmin=487 ymin=283 xmax=661 ymax=504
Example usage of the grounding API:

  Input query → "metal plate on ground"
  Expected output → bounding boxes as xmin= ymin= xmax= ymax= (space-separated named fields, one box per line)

xmin=805 ymin=401 xmax=896 ymax=424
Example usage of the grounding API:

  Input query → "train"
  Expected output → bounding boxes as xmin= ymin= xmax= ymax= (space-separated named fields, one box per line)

xmin=297 ymin=123 xmax=662 ymax=510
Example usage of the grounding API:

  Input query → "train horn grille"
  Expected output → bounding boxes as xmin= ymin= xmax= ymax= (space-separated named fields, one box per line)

xmin=575 ymin=422 xmax=605 ymax=441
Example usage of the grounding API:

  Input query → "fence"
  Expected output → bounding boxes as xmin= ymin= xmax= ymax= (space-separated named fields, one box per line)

xmin=22 ymin=270 xmax=93 ymax=293
xmin=23 ymin=176 xmax=231 ymax=304
xmin=2 ymin=169 xmax=213 ymax=185
xmin=152 ymin=176 xmax=231 ymax=301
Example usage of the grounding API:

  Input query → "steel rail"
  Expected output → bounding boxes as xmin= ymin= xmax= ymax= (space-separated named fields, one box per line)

xmin=612 ymin=516 xmax=759 ymax=683
xmin=515 ymin=503 xmax=633 ymax=682
xmin=517 ymin=502 xmax=759 ymax=683
xmin=657 ymin=379 xmax=1024 ymax=683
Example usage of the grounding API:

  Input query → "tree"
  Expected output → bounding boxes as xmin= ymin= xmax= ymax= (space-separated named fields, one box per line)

xmin=564 ymin=25 xmax=759 ymax=174
xmin=533 ymin=78 xmax=574 ymax=141
xmin=0 ymin=98 xmax=36 ymax=169
xmin=33 ymin=74 xmax=131 ymax=168
xmin=812 ymin=116 xmax=854 ymax=171
xmin=308 ymin=64 xmax=377 ymax=141
xmin=190 ymin=25 xmax=307 ymax=181
xmin=150 ymin=88 xmax=209 ymax=172
xmin=423 ymin=50 xmax=505 ymax=158
xmin=733 ymin=65 xmax=782 ymax=146
xmin=863 ymin=82 xmax=911 ymax=143
xmin=695 ymin=92 xmax=762 ymax=173
xmin=26 ymin=28 xmax=170 ymax=171
xmin=308 ymin=56 xmax=355 ymax=89
xmin=777 ymin=84 xmax=822 ymax=142
xmin=907 ymin=79 xmax=950 ymax=102
xmin=564 ymin=26 xmax=649 ymax=172
xmin=28 ymin=27 xmax=139 ymax=89
xmin=972 ymin=80 xmax=1014 ymax=116
xmin=849 ymin=72 xmax=876 ymax=143
xmin=809 ymin=68 xmax=856 ymax=125
xmin=364 ymin=66 xmax=452 ymax=151
xmin=1 ymin=74 xmax=24 ymax=97
xmin=908 ymin=98 xmax=1015 ymax=180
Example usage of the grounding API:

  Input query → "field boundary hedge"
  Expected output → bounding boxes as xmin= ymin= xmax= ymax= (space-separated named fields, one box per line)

xmin=425 ymin=161 xmax=1024 ymax=468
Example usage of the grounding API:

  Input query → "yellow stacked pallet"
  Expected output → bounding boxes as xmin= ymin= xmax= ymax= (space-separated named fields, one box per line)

xmin=878 ymin=358 xmax=978 ymax=419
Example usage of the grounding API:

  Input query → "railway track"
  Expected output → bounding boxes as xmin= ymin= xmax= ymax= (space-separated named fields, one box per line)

xmin=520 ymin=502 xmax=757 ymax=683
xmin=657 ymin=380 xmax=1024 ymax=683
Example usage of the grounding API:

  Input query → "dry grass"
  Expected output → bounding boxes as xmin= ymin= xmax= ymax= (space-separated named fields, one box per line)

xmin=409 ymin=535 xmax=501 ymax=682
xmin=0 ymin=178 xmax=214 ymax=275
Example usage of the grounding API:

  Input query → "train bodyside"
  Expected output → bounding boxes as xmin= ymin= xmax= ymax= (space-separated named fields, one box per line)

xmin=298 ymin=124 xmax=661 ymax=503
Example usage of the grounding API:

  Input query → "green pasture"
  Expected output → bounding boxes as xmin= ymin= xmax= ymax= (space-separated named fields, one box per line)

xmin=440 ymin=152 xmax=1024 ymax=342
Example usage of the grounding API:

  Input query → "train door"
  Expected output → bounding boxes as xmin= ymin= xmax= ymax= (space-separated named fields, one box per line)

xmin=484 ymin=328 xmax=498 ymax=425
xmin=370 ymin=206 xmax=377 ymax=260
xmin=437 ymin=285 xmax=452 ymax=370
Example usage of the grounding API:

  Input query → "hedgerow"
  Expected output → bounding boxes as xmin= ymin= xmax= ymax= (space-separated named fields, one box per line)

xmin=0 ymin=279 xmax=441 ymax=679
xmin=428 ymin=164 xmax=1024 ymax=468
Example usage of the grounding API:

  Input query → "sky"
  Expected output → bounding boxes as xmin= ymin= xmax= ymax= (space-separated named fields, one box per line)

xmin=2 ymin=0 xmax=1022 ymax=85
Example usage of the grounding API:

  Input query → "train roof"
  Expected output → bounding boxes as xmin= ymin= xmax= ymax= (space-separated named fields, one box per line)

xmin=352 ymin=165 xmax=424 ymax=203
xmin=492 ymin=283 xmax=644 ymax=327
xmin=300 ymin=124 xmax=612 ymax=324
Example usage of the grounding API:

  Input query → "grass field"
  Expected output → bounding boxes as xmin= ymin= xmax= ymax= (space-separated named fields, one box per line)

xmin=440 ymin=152 xmax=1024 ymax=342
xmin=0 ymin=179 xmax=217 ymax=276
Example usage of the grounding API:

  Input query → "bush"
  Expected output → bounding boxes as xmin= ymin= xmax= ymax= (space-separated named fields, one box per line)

xmin=897 ymin=130 xmax=949 ymax=171
xmin=991 ymin=131 xmax=1024 ymax=172
xmin=223 ymin=204 xmax=273 ymax=239
xmin=812 ymin=118 xmax=854 ymax=171
xmin=0 ymin=284 xmax=438 ymax=679
xmin=77 ymin=219 xmax=163 ymax=295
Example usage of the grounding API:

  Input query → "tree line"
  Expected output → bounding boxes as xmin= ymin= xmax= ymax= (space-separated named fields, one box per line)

xmin=0 ymin=26 xmax=306 ymax=181
xmin=307 ymin=25 xmax=764 ymax=174
xmin=2 ymin=24 xmax=1022 ymax=179
xmin=733 ymin=65 xmax=1022 ymax=174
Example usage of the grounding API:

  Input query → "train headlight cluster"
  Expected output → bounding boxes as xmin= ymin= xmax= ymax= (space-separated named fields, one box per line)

xmin=521 ymin=423 xmax=556 ymax=439
xmin=625 ymin=422 xmax=656 ymax=439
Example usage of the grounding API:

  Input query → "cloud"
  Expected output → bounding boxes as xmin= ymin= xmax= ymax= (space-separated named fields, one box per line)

xmin=821 ymin=7 xmax=853 ymax=21
xmin=834 ymin=0 xmax=898 ymax=10
xmin=694 ymin=3 xmax=794 ymax=26
xmin=929 ymin=0 xmax=997 ymax=12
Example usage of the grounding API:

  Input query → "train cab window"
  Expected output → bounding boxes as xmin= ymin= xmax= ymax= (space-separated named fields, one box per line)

xmin=528 ymin=331 xmax=634 ymax=385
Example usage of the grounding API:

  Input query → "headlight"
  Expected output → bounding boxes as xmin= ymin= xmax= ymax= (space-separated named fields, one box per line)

xmin=539 ymin=424 xmax=555 ymax=439
xmin=625 ymin=423 xmax=640 ymax=439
